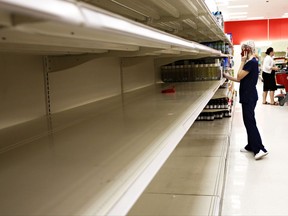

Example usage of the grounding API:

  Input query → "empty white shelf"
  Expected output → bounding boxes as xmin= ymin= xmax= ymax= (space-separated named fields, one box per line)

xmin=128 ymin=115 xmax=233 ymax=216
xmin=0 ymin=80 xmax=225 ymax=216
xmin=0 ymin=0 xmax=223 ymax=56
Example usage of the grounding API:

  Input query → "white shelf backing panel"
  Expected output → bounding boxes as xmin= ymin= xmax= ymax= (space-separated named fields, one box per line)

xmin=0 ymin=0 xmax=222 ymax=56
xmin=0 ymin=80 xmax=224 ymax=216
xmin=0 ymin=116 xmax=50 ymax=153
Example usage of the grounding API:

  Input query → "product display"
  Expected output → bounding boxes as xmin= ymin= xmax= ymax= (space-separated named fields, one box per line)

xmin=0 ymin=0 xmax=235 ymax=216
xmin=161 ymin=58 xmax=223 ymax=82
xmin=201 ymin=41 xmax=233 ymax=55
xmin=196 ymin=81 xmax=235 ymax=121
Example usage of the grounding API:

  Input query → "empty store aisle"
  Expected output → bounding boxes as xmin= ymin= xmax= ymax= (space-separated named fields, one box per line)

xmin=221 ymin=82 xmax=288 ymax=215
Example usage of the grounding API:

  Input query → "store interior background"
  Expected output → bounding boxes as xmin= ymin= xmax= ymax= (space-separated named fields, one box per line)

xmin=212 ymin=0 xmax=288 ymax=72
xmin=0 ymin=0 xmax=288 ymax=215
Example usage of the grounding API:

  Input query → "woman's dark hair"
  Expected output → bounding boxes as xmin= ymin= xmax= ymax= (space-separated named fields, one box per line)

xmin=265 ymin=47 xmax=274 ymax=55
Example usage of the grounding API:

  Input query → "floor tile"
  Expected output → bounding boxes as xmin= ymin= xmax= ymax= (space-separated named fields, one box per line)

xmin=221 ymin=82 xmax=288 ymax=216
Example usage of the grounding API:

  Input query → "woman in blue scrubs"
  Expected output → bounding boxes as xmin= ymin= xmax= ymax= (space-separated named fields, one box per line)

xmin=224 ymin=40 xmax=268 ymax=160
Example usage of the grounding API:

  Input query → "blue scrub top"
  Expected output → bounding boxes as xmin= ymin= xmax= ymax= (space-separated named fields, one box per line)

xmin=239 ymin=57 xmax=259 ymax=104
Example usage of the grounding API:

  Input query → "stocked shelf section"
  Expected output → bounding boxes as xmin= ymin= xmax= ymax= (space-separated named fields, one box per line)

xmin=161 ymin=58 xmax=223 ymax=82
xmin=0 ymin=80 xmax=225 ymax=216
xmin=197 ymin=81 xmax=235 ymax=121
xmin=0 ymin=0 xmax=231 ymax=57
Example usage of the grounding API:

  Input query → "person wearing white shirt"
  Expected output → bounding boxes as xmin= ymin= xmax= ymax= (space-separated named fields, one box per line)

xmin=262 ymin=47 xmax=279 ymax=105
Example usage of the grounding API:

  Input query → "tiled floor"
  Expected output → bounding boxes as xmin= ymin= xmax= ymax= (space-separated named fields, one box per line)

xmin=221 ymin=82 xmax=288 ymax=215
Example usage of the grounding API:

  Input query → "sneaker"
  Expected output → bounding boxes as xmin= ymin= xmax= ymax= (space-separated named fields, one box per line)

xmin=240 ymin=148 xmax=251 ymax=153
xmin=255 ymin=150 xmax=268 ymax=160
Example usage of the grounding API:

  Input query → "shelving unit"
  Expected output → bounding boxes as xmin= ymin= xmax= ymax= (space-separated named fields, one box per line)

xmin=128 ymin=115 xmax=233 ymax=216
xmin=128 ymin=82 xmax=235 ymax=216
xmin=0 ymin=0 xmax=231 ymax=56
xmin=0 ymin=80 xmax=225 ymax=216
xmin=0 ymin=0 xmax=233 ymax=215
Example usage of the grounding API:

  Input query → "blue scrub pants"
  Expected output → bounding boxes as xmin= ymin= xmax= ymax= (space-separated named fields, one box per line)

xmin=241 ymin=102 xmax=266 ymax=155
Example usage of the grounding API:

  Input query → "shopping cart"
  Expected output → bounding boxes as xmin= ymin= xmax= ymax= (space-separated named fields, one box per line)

xmin=276 ymin=70 xmax=288 ymax=106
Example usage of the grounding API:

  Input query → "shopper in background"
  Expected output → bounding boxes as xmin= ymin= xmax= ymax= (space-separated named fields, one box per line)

xmin=262 ymin=47 xmax=279 ymax=105
xmin=223 ymin=40 xmax=268 ymax=160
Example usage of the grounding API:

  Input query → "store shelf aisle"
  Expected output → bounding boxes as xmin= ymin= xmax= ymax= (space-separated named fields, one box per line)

xmin=0 ymin=81 xmax=225 ymax=216
xmin=128 ymin=113 xmax=233 ymax=215
xmin=221 ymin=83 xmax=288 ymax=215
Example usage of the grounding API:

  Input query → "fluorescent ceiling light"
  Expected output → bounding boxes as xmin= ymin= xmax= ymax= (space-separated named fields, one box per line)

xmin=247 ymin=17 xmax=264 ymax=20
xmin=215 ymin=0 xmax=240 ymax=2
xmin=227 ymin=5 xmax=248 ymax=8
xmin=229 ymin=15 xmax=247 ymax=19
xmin=215 ymin=0 xmax=241 ymax=5
xmin=217 ymin=3 xmax=228 ymax=6
xmin=229 ymin=12 xmax=247 ymax=15
xmin=214 ymin=0 xmax=233 ymax=3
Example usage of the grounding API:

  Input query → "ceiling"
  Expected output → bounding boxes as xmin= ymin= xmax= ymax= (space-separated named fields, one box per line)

xmin=215 ymin=0 xmax=288 ymax=21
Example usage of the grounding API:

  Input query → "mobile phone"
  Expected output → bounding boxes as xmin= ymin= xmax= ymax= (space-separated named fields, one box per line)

xmin=241 ymin=47 xmax=251 ymax=57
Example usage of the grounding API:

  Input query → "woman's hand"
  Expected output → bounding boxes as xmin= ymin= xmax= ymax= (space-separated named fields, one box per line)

xmin=223 ymin=72 xmax=239 ymax=82
xmin=241 ymin=51 xmax=248 ymax=62
xmin=273 ymin=66 xmax=279 ymax=71
xmin=223 ymin=72 xmax=229 ymax=78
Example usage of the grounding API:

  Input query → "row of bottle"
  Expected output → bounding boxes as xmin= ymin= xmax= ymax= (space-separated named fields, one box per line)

xmin=196 ymin=110 xmax=231 ymax=121
xmin=201 ymin=41 xmax=232 ymax=55
xmin=168 ymin=58 xmax=223 ymax=66
xmin=161 ymin=64 xmax=222 ymax=82
xmin=205 ymin=98 xmax=229 ymax=109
